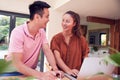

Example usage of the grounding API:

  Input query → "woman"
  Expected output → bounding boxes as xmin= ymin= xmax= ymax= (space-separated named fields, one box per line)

xmin=50 ymin=11 xmax=89 ymax=77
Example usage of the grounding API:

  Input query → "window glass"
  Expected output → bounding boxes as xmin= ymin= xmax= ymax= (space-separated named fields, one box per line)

xmin=0 ymin=15 xmax=10 ymax=58
xmin=16 ymin=17 xmax=29 ymax=26
xmin=101 ymin=33 xmax=107 ymax=46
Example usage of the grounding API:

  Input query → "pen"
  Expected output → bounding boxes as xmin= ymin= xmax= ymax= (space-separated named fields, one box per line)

xmin=45 ymin=63 xmax=51 ymax=71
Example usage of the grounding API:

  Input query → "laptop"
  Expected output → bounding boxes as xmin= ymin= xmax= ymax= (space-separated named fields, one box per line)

xmin=77 ymin=57 xmax=115 ymax=78
xmin=64 ymin=57 xmax=115 ymax=80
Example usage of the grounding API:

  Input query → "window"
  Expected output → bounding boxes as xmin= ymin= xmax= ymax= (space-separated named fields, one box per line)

xmin=0 ymin=10 xmax=29 ymax=59
xmin=88 ymin=28 xmax=109 ymax=46
xmin=100 ymin=33 xmax=107 ymax=46
xmin=0 ymin=15 xmax=10 ymax=52
xmin=15 ymin=17 xmax=29 ymax=27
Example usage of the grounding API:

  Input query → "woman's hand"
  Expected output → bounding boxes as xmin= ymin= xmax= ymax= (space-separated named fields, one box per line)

xmin=66 ymin=69 xmax=79 ymax=77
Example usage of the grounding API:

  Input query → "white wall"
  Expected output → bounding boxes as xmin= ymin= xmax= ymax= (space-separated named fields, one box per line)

xmin=46 ymin=9 xmax=63 ymax=43
xmin=44 ymin=9 xmax=64 ymax=72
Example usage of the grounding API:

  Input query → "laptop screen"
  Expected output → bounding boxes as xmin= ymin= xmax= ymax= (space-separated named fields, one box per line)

xmin=78 ymin=57 xmax=115 ymax=78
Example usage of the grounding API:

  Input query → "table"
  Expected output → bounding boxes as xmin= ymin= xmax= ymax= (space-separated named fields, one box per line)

xmin=0 ymin=76 xmax=71 ymax=80
xmin=1 ymin=75 xmax=118 ymax=80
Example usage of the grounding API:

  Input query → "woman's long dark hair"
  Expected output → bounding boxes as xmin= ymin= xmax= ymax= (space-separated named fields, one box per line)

xmin=65 ymin=11 xmax=81 ymax=38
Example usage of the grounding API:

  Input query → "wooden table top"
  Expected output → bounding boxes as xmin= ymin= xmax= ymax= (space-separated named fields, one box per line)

xmin=0 ymin=76 xmax=71 ymax=80
xmin=1 ymin=75 xmax=118 ymax=80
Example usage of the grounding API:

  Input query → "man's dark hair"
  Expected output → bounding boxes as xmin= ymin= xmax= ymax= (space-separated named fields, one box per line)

xmin=29 ymin=1 xmax=51 ymax=20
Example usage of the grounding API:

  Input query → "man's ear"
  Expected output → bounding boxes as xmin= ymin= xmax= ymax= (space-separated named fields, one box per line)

xmin=34 ymin=14 xmax=41 ymax=20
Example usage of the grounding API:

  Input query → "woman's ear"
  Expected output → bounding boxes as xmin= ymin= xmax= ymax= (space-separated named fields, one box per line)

xmin=73 ymin=22 xmax=76 ymax=26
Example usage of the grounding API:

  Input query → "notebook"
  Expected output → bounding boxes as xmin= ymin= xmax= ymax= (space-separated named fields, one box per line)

xmin=77 ymin=57 xmax=115 ymax=78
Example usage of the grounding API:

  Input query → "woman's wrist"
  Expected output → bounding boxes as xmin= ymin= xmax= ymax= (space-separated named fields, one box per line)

xmin=52 ymin=66 xmax=58 ymax=71
xmin=65 ymin=68 xmax=71 ymax=74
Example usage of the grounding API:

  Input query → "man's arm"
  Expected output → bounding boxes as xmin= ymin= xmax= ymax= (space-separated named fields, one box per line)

xmin=11 ymin=52 xmax=57 ymax=79
xmin=11 ymin=52 xmax=43 ymax=77
xmin=42 ymin=43 xmax=58 ymax=71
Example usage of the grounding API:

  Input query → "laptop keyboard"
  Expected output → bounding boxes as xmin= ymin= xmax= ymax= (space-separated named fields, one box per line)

xmin=64 ymin=73 xmax=77 ymax=80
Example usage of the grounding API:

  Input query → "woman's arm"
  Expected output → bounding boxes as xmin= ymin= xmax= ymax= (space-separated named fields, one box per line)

xmin=54 ymin=50 xmax=79 ymax=76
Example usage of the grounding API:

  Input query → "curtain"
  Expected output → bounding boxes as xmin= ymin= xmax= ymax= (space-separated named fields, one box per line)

xmin=110 ymin=19 xmax=120 ymax=74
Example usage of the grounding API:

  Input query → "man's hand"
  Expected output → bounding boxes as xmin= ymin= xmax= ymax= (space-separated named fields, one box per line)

xmin=54 ymin=70 xmax=64 ymax=79
xmin=39 ymin=71 xmax=57 ymax=80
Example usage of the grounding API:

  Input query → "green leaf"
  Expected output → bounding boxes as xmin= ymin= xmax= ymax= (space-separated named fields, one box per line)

xmin=104 ymin=53 xmax=120 ymax=66
xmin=103 ymin=47 xmax=120 ymax=67
xmin=0 ymin=59 xmax=17 ymax=74
xmin=109 ymin=53 xmax=120 ymax=66
xmin=25 ymin=77 xmax=36 ymax=80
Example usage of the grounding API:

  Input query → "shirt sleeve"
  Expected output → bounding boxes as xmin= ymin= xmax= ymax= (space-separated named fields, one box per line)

xmin=81 ymin=36 xmax=89 ymax=58
xmin=8 ymin=29 xmax=24 ymax=53
xmin=50 ymin=36 xmax=60 ymax=53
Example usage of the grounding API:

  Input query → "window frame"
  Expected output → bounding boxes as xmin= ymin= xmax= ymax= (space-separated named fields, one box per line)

xmin=0 ymin=10 xmax=29 ymax=36
xmin=0 ymin=10 xmax=44 ymax=72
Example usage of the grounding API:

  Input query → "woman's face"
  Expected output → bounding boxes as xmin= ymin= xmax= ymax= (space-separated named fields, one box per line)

xmin=62 ymin=14 xmax=76 ymax=32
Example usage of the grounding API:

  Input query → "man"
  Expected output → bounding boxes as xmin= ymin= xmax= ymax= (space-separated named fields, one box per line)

xmin=6 ymin=1 xmax=62 ymax=80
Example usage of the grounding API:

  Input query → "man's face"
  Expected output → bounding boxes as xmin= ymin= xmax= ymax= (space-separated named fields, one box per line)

xmin=36 ymin=8 xmax=49 ymax=28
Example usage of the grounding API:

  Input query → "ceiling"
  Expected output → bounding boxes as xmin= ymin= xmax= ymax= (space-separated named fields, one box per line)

xmin=55 ymin=0 xmax=120 ymax=20
xmin=0 ymin=0 xmax=119 ymax=20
